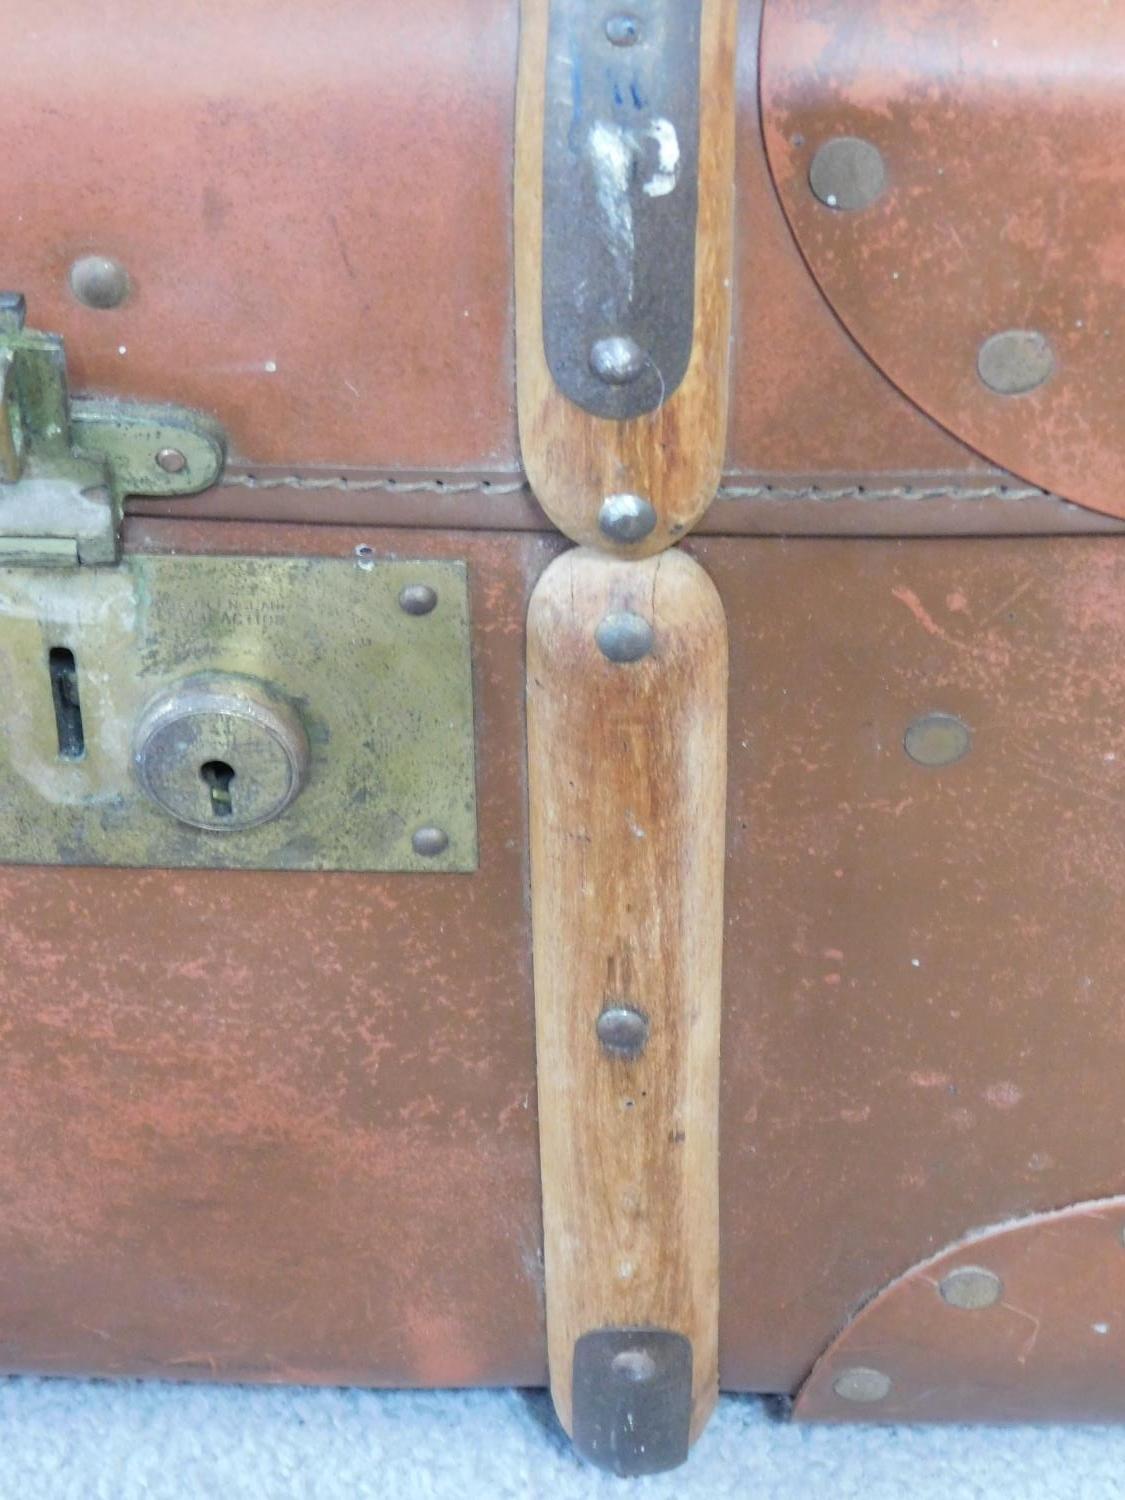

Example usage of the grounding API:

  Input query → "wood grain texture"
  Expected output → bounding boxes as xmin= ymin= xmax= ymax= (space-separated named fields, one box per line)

xmin=527 ymin=546 xmax=728 ymax=1440
xmin=515 ymin=0 xmax=738 ymax=556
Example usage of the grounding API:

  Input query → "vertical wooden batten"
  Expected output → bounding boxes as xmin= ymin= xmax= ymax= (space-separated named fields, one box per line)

xmin=515 ymin=0 xmax=738 ymax=554
xmin=527 ymin=548 xmax=728 ymax=1471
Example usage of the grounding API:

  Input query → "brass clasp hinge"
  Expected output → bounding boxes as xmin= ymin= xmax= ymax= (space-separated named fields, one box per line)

xmin=0 ymin=292 xmax=224 ymax=566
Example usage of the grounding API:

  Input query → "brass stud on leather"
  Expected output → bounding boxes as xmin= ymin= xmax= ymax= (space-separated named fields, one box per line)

xmin=938 ymin=1266 xmax=1003 ymax=1310
xmin=68 ymin=255 xmax=130 ymax=310
xmin=977 ymin=330 xmax=1055 ymax=396
xmin=904 ymin=713 xmax=972 ymax=768
xmin=809 ymin=137 xmax=887 ymax=212
xmin=832 ymin=1367 xmax=891 ymax=1403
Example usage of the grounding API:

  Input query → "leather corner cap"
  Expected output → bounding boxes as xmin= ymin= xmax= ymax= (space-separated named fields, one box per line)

xmin=761 ymin=0 xmax=1125 ymax=522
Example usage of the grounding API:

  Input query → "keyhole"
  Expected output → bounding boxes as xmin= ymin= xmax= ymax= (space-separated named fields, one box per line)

xmin=200 ymin=759 xmax=236 ymax=819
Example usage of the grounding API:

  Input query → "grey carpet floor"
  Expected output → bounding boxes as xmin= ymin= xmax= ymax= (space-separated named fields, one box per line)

xmin=0 ymin=1378 xmax=1120 ymax=1499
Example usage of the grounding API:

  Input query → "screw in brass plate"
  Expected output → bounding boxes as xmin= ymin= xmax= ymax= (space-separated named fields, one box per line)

xmin=832 ymin=1367 xmax=891 ymax=1404
xmin=69 ymin=255 xmax=130 ymax=310
xmin=399 ymin=584 xmax=438 ymax=617
xmin=590 ymin=335 xmax=646 ymax=386
xmin=977 ymin=330 xmax=1055 ymax=396
xmin=156 ymin=447 xmax=187 ymax=474
xmin=412 ymin=826 xmax=449 ymax=858
xmin=595 ymin=612 xmax=654 ymax=664
xmin=938 ymin=1266 xmax=1003 ymax=1310
xmin=809 ymin=137 xmax=887 ymax=212
xmin=596 ymin=1006 xmax=650 ymax=1060
xmin=904 ymin=713 xmax=972 ymax=768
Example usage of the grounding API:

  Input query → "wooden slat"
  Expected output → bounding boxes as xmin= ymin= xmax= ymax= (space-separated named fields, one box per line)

xmin=527 ymin=545 xmax=728 ymax=1444
xmin=515 ymin=0 xmax=738 ymax=556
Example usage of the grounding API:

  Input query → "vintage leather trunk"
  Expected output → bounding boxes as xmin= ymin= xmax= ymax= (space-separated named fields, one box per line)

xmin=4 ymin=0 xmax=1125 ymax=1475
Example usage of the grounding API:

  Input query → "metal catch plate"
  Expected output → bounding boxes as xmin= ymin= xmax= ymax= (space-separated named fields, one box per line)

xmin=0 ymin=555 xmax=477 ymax=872
xmin=541 ymin=0 xmax=702 ymax=421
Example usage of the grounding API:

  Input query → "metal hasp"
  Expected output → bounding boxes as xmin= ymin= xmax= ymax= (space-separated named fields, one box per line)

xmin=541 ymin=0 xmax=701 ymax=420
xmin=572 ymin=1329 xmax=693 ymax=1475
xmin=0 ymin=293 xmax=223 ymax=564
xmin=0 ymin=555 xmax=477 ymax=872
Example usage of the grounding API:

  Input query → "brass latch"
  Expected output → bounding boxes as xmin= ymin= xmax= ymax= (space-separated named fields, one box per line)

xmin=0 ymin=292 xmax=224 ymax=565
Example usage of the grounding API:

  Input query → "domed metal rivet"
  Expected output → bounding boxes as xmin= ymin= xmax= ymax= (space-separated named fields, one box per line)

xmin=412 ymin=826 xmax=449 ymax=858
xmin=832 ymin=1367 xmax=891 ymax=1404
xmin=590 ymin=335 xmax=646 ymax=386
xmin=68 ymin=255 xmax=130 ymax=310
xmin=605 ymin=13 xmax=641 ymax=45
xmin=939 ymin=1266 xmax=1003 ymax=1310
xmin=611 ymin=1348 xmax=657 ymax=1382
xmin=399 ymin=584 xmax=438 ymax=617
xmin=595 ymin=612 xmax=654 ymax=664
xmin=977 ymin=330 xmax=1055 ymax=396
xmin=809 ymin=137 xmax=887 ymax=212
xmin=598 ymin=493 xmax=657 ymax=545
xmin=596 ymin=1006 xmax=650 ymax=1060
xmin=904 ymin=713 xmax=972 ymax=768
xmin=156 ymin=447 xmax=187 ymax=475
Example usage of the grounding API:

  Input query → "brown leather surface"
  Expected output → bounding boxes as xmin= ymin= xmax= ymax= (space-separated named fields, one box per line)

xmin=0 ymin=0 xmax=980 ymax=484
xmin=795 ymin=1197 xmax=1125 ymax=1422
xmin=6 ymin=519 xmax=1125 ymax=1399
xmin=762 ymin=0 xmax=1125 ymax=520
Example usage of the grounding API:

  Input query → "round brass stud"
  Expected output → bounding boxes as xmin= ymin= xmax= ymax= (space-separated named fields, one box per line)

xmin=156 ymin=447 xmax=187 ymax=475
xmin=412 ymin=825 xmax=450 ymax=858
xmin=68 ymin=255 xmax=130 ymax=311
xmin=977 ymin=330 xmax=1055 ymax=396
xmin=596 ymin=1006 xmax=650 ymax=1060
xmin=809 ymin=138 xmax=887 ymax=213
xmin=904 ymin=713 xmax=972 ymax=768
xmin=399 ymin=584 xmax=439 ymax=617
xmin=590 ymin=335 xmax=646 ymax=386
xmin=832 ymin=1366 xmax=891 ymax=1403
xmin=595 ymin=612 xmax=654 ymax=664
xmin=598 ymin=493 xmax=657 ymax=545
xmin=938 ymin=1266 xmax=1003 ymax=1310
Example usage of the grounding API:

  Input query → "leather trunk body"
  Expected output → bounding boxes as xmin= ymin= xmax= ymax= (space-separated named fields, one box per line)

xmin=2 ymin=0 xmax=1124 ymax=1407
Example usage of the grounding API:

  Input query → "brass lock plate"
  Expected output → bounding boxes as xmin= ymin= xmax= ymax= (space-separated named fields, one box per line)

xmin=0 ymin=554 xmax=477 ymax=872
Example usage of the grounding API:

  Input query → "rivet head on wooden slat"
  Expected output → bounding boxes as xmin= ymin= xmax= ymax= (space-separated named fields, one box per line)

xmin=598 ymin=494 xmax=657 ymax=545
xmin=595 ymin=612 xmax=654 ymax=663
xmin=589 ymin=336 xmax=647 ymax=386
xmin=596 ymin=1006 xmax=650 ymax=1059
xmin=809 ymin=137 xmax=887 ymax=212
xmin=832 ymin=1367 xmax=891 ymax=1403
xmin=938 ymin=1266 xmax=1003 ymax=1310
xmin=977 ymin=330 xmax=1055 ymax=396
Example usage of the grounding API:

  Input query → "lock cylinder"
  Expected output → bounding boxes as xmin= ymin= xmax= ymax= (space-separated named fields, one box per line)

xmin=133 ymin=675 xmax=309 ymax=832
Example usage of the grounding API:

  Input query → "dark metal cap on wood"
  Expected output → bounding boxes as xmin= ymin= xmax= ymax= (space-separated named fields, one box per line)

xmin=571 ymin=1328 xmax=693 ymax=1476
